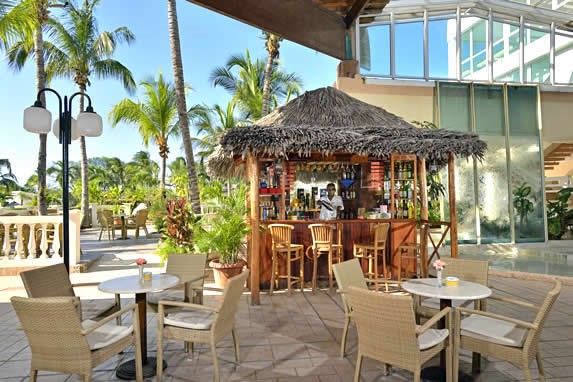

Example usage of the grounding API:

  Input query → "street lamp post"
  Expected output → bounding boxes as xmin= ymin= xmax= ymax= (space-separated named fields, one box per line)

xmin=24 ymin=88 xmax=102 ymax=272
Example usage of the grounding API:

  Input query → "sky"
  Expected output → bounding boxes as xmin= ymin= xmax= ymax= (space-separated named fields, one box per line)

xmin=0 ymin=0 xmax=339 ymax=184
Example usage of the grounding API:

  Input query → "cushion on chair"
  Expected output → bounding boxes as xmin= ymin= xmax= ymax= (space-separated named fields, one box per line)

xmin=81 ymin=320 xmax=133 ymax=351
xmin=81 ymin=300 xmax=118 ymax=320
xmin=416 ymin=327 xmax=449 ymax=350
xmin=147 ymin=289 xmax=184 ymax=305
xmin=461 ymin=314 xmax=527 ymax=347
xmin=164 ymin=309 xmax=216 ymax=330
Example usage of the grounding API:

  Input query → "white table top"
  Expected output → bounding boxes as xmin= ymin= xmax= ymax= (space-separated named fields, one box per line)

xmin=402 ymin=278 xmax=492 ymax=301
xmin=98 ymin=274 xmax=180 ymax=294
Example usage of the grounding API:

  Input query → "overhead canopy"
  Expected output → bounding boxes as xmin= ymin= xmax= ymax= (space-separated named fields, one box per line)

xmin=187 ymin=0 xmax=390 ymax=59
xmin=208 ymin=87 xmax=487 ymax=176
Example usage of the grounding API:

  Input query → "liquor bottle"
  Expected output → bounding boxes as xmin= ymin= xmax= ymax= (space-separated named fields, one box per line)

xmin=402 ymin=200 xmax=408 ymax=219
xmin=408 ymin=201 xmax=414 ymax=219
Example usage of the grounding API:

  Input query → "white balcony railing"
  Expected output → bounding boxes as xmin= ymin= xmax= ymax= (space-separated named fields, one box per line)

xmin=0 ymin=211 xmax=81 ymax=269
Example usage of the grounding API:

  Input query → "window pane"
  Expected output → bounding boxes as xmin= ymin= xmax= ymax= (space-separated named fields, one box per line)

xmin=395 ymin=21 xmax=424 ymax=77
xmin=474 ymin=85 xmax=510 ymax=243
xmin=439 ymin=83 xmax=476 ymax=243
xmin=524 ymin=28 xmax=550 ymax=83
xmin=555 ymin=33 xmax=573 ymax=84
xmin=494 ymin=21 xmax=520 ymax=82
xmin=461 ymin=17 xmax=488 ymax=81
xmin=507 ymin=86 xmax=544 ymax=242
xmin=360 ymin=25 xmax=390 ymax=75
xmin=429 ymin=19 xmax=453 ymax=78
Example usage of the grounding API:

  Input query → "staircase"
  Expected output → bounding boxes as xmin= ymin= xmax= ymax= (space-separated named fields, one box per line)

xmin=544 ymin=143 xmax=573 ymax=171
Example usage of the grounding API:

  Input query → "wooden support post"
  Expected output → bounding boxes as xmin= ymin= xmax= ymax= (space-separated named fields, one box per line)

xmin=280 ymin=165 xmax=286 ymax=220
xmin=448 ymin=153 xmax=458 ymax=258
xmin=247 ymin=154 xmax=260 ymax=304
xmin=419 ymin=158 xmax=428 ymax=221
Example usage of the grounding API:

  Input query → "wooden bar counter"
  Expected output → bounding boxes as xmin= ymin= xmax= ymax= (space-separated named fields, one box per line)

xmin=259 ymin=219 xmax=417 ymax=289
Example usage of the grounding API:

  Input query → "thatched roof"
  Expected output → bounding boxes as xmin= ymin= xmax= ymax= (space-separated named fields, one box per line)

xmin=207 ymin=87 xmax=486 ymax=177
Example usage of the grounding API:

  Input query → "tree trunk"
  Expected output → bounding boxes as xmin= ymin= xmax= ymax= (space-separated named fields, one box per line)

xmin=33 ymin=23 xmax=48 ymax=216
xmin=261 ymin=50 xmax=273 ymax=117
xmin=160 ymin=153 xmax=166 ymax=192
xmin=78 ymin=87 xmax=90 ymax=228
xmin=167 ymin=0 xmax=201 ymax=214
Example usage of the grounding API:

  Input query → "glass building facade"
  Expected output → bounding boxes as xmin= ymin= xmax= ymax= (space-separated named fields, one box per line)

xmin=438 ymin=83 xmax=544 ymax=243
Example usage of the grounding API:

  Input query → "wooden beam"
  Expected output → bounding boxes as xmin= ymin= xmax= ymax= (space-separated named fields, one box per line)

xmin=448 ymin=153 xmax=458 ymax=258
xmin=188 ymin=0 xmax=347 ymax=59
xmin=419 ymin=158 xmax=428 ymax=221
xmin=246 ymin=154 xmax=260 ymax=305
xmin=344 ymin=0 xmax=370 ymax=28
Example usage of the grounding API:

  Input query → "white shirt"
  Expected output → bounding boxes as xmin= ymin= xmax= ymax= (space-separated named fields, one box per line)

xmin=319 ymin=195 xmax=344 ymax=220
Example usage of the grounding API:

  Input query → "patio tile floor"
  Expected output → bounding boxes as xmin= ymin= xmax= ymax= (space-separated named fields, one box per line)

xmin=0 ymin=275 xmax=572 ymax=381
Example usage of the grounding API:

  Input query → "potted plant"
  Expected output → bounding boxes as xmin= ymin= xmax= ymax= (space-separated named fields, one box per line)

xmin=194 ymin=182 xmax=250 ymax=287
xmin=547 ymin=187 xmax=573 ymax=240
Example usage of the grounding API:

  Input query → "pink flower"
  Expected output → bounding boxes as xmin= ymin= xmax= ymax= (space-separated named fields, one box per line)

xmin=136 ymin=258 xmax=147 ymax=266
xmin=433 ymin=259 xmax=446 ymax=271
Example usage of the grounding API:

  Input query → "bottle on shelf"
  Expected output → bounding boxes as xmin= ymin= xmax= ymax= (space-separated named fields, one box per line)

xmin=408 ymin=201 xmax=414 ymax=219
xmin=402 ymin=200 xmax=408 ymax=219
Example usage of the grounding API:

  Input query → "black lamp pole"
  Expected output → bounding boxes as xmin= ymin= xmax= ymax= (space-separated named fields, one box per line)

xmin=34 ymin=88 xmax=95 ymax=273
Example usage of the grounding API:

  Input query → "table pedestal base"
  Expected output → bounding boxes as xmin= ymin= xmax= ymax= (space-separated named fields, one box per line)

xmin=421 ymin=366 xmax=473 ymax=382
xmin=116 ymin=357 xmax=166 ymax=380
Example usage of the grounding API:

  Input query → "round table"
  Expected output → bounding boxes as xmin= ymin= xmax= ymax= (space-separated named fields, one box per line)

xmin=402 ymin=278 xmax=491 ymax=382
xmin=99 ymin=274 xmax=180 ymax=380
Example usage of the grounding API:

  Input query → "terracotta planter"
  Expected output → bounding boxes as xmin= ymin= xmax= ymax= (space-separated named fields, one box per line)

xmin=209 ymin=259 xmax=246 ymax=288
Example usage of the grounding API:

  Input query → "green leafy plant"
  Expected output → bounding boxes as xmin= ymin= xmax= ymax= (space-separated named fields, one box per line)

xmin=547 ymin=187 xmax=573 ymax=240
xmin=194 ymin=182 xmax=250 ymax=264
xmin=513 ymin=183 xmax=535 ymax=226
xmin=157 ymin=198 xmax=199 ymax=263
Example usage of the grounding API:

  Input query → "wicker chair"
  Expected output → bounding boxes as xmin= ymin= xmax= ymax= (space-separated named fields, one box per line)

xmin=307 ymin=223 xmax=343 ymax=293
xmin=396 ymin=223 xmax=430 ymax=280
xmin=98 ymin=209 xmax=120 ymax=241
xmin=156 ymin=270 xmax=249 ymax=382
xmin=453 ymin=280 xmax=562 ymax=382
xmin=126 ymin=209 xmax=150 ymax=239
xmin=11 ymin=296 xmax=142 ymax=382
xmin=20 ymin=263 xmax=122 ymax=325
xmin=147 ymin=253 xmax=207 ymax=310
xmin=348 ymin=286 xmax=452 ymax=382
xmin=332 ymin=259 xmax=403 ymax=358
xmin=268 ymin=224 xmax=304 ymax=296
xmin=353 ymin=223 xmax=390 ymax=280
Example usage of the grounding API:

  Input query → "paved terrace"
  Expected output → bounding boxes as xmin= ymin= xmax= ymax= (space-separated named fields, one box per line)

xmin=0 ymin=230 xmax=572 ymax=381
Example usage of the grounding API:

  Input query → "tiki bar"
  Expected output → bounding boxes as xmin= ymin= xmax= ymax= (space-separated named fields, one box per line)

xmin=210 ymin=87 xmax=487 ymax=304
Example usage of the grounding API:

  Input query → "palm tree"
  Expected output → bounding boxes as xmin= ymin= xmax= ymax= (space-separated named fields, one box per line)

xmin=47 ymin=160 xmax=80 ymax=188
xmin=3 ymin=0 xmax=63 ymax=216
xmin=43 ymin=0 xmax=135 ymax=226
xmin=192 ymin=102 xmax=241 ymax=163
xmin=109 ymin=72 xmax=179 ymax=192
xmin=167 ymin=0 xmax=201 ymax=214
xmin=167 ymin=157 xmax=188 ymax=198
xmin=261 ymin=32 xmax=282 ymax=117
xmin=125 ymin=151 xmax=159 ymax=189
xmin=0 ymin=159 xmax=19 ymax=191
xmin=210 ymin=50 xmax=302 ymax=121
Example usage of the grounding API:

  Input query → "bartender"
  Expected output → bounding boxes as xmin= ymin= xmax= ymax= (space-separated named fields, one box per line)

xmin=317 ymin=183 xmax=344 ymax=220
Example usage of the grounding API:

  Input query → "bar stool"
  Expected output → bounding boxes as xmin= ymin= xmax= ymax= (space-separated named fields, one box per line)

xmin=306 ymin=223 xmax=343 ymax=293
xmin=396 ymin=223 xmax=429 ymax=281
xmin=353 ymin=223 xmax=390 ymax=282
xmin=268 ymin=224 xmax=304 ymax=296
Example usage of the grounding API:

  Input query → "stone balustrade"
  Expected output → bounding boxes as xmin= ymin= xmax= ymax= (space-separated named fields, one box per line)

xmin=0 ymin=211 xmax=81 ymax=270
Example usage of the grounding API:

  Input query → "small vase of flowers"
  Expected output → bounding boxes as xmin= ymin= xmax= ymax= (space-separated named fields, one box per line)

xmin=433 ymin=259 xmax=447 ymax=287
xmin=136 ymin=258 xmax=147 ymax=282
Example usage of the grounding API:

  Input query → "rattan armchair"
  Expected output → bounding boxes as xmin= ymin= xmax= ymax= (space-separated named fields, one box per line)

xmin=147 ymin=253 xmax=207 ymax=310
xmin=20 ymin=263 xmax=122 ymax=324
xmin=348 ymin=286 xmax=452 ymax=382
xmin=98 ymin=209 xmax=120 ymax=241
xmin=156 ymin=270 xmax=249 ymax=382
xmin=11 ymin=296 xmax=143 ymax=382
xmin=332 ymin=259 xmax=403 ymax=357
xmin=453 ymin=280 xmax=562 ymax=382
xmin=126 ymin=209 xmax=150 ymax=239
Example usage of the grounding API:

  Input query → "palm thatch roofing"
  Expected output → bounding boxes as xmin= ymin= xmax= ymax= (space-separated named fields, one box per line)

xmin=208 ymin=87 xmax=486 ymax=177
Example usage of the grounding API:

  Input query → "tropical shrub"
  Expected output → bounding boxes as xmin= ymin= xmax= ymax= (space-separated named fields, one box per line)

xmin=157 ymin=198 xmax=199 ymax=263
